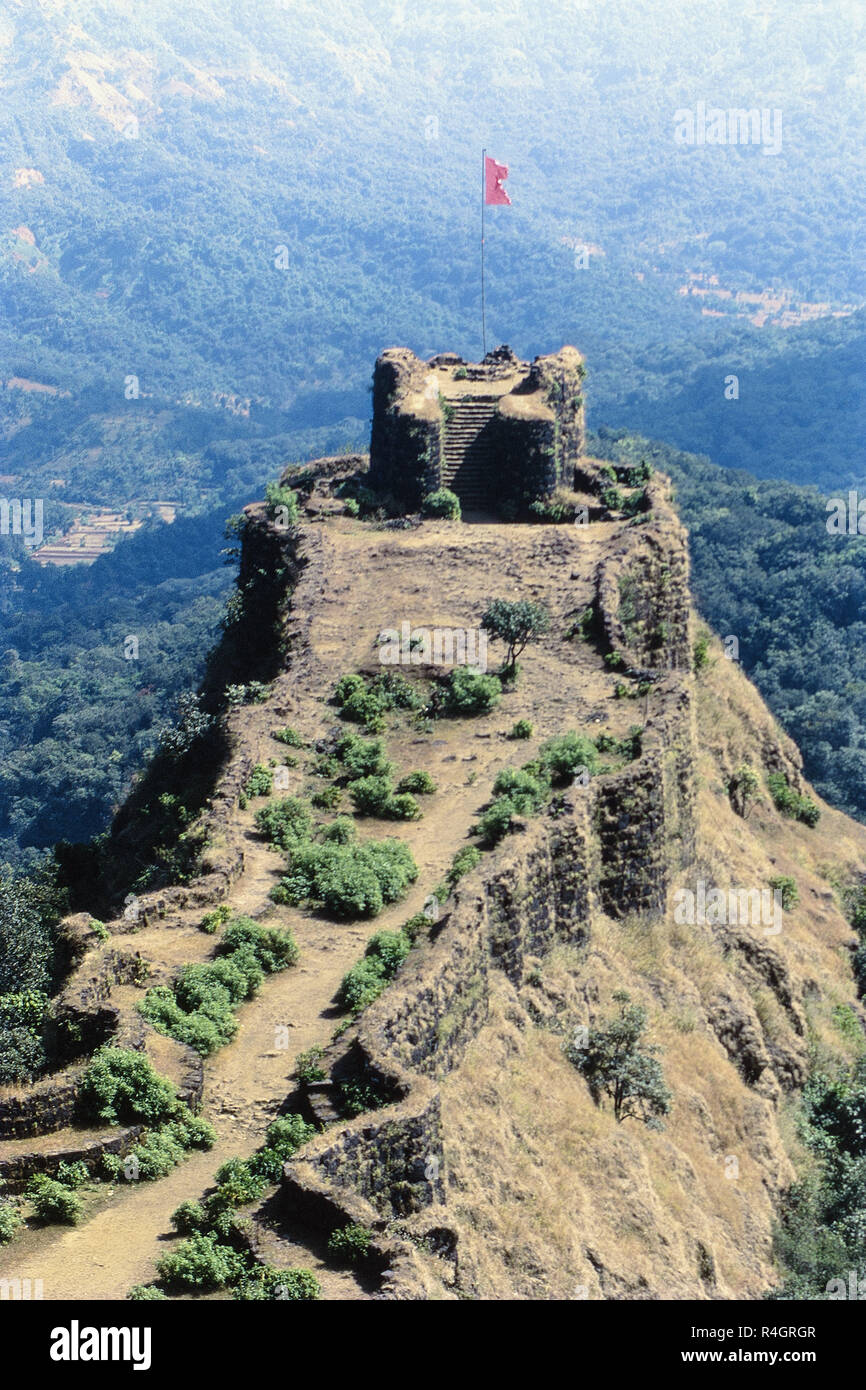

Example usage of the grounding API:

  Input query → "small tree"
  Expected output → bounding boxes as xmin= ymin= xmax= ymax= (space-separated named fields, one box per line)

xmin=727 ymin=764 xmax=759 ymax=818
xmin=565 ymin=991 xmax=671 ymax=1129
xmin=481 ymin=599 xmax=550 ymax=676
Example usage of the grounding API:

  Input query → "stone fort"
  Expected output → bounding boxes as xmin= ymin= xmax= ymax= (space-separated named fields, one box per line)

xmin=368 ymin=344 xmax=586 ymax=513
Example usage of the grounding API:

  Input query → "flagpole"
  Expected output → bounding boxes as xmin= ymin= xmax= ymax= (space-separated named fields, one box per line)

xmin=481 ymin=146 xmax=487 ymax=358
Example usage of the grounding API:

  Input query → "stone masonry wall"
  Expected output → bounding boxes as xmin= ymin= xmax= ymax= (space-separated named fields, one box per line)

xmin=594 ymin=475 xmax=692 ymax=672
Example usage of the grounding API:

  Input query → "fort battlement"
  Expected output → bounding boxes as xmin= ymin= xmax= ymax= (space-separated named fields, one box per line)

xmin=368 ymin=344 xmax=586 ymax=512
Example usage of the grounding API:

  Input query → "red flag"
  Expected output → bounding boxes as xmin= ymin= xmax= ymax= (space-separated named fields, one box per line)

xmin=484 ymin=155 xmax=511 ymax=205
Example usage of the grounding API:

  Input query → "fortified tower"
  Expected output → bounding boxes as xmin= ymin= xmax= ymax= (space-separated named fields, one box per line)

xmin=368 ymin=344 xmax=586 ymax=513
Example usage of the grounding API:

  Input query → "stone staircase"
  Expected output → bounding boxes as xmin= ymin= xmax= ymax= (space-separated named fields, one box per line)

xmin=440 ymin=396 xmax=498 ymax=508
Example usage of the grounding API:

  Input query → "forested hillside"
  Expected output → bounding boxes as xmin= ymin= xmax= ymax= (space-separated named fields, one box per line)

xmin=2 ymin=0 xmax=865 ymax=508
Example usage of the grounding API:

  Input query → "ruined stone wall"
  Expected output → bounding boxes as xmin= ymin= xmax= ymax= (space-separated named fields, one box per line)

xmin=493 ymin=348 xmax=586 ymax=511
xmin=0 ymin=1126 xmax=145 ymax=1191
xmin=368 ymin=348 xmax=442 ymax=508
xmin=594 ymin=475 xmax=692 ymax=671
xmin=0 ymin=1071 xmax=83 ymax=1141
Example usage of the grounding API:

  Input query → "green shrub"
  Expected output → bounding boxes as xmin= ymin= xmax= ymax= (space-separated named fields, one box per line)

xmin=621 ymin=486 xmax=647 ymax=518
xmin=338 ymin=930 xmax=411 ymax=1014
xmin=538 ymin=732 xmax=600 ymax=784
xmin=603 ymin=725 xmax=643 ymax=762
xmin=28 ymin=1176 xmax=83 ymax=1225
xmin=384 ymin=792 xmax=421 ymax=820
xmin=106 ymin=1112 xmax=215 ymax=1183
xmin=491 ymin=767 xmax=549 ymax=813
xmin=767 ymin=773 xmax=821 ymax=827
xmin=255 ymin=796 xmax=313 ymax=850
xmin=342 ymin=767 xmax=418 ymax=822
xmin=601 ymin=485 xmax=624 ymax=511
xmin=200 ymin=904 xmax=232 ymax=934
xmin=274 ymin=839 xmax=417 ymax=919
xmin=123 ymin=1127 xmax=187 ymax=1180
xmin=55 ymin=1160 xmax=89 ymax=1189
xmin=338 ymin=958 xmax=388 ymax=1014
xmin=244 ymin=1119 xmax=315 ymax=1183
xmin=337 ymin=1076 xmax=387 ymax=1117
xmin=213 ymin=1157 xmax=267 ymax=1207
xmin=244 ymin=764 xmax=273 ymax=798
xmin=127 ymin=1285 xmax=167 ymax=1300
xmin=312 ymin=785 xmax=343 ymax=810
xmin=177 ymin=1112 xmax=217 ymax=1150
xmin=371 ymin=671 xmax=425 ymax=710
xmin=157 ymin=1233 xmax=247 ymax=1291
xmin=396 ymin=770 xmax=436 ymax=794
xmin=328 ymin=1223 xmax=373 ymax=1264
xmin=264 ymin=1113 xmax=316 ymax=1157
xmin=421 ymin=488 xmax=461 ymax=520
xmin=177 ymin=955 xmax=261 ymax=1011
xmin=336 ymin=735 xmax=392 ymax=781
xmin=474 ymin=795 xmax=520 ymax=846
xmin=529 ymin=491 xmax=579 ymax=523
xmin=139 ymin=985 xmax=236 ymax=1056
xmin=448 ymin=845 xmax=482 ymax=884
xmin=338 ymin=690 xmax=385 ymax=731
xmin=333 ymin=671 xmax=423 ymax=730
xmin=245 ymin=1148 xmax=284 ymax=1183
xmin=348 ymin=775 xmax=393 ymax=816
xmin=361 ymin=840 xmax=419 ymax=900
xmin=768 ymin=875 xmax=799 ymax=911
xmin=217 ymin=917 xmax=299 ymax=972
xmin=320 ymin=816 xmax=356 ymax=844
xmin=442 ymin=667 xmax=501 ymax=716
xmin=295 ymin=1046 xmax=326 ymax=1083
xmin=264 ymin=481 xmax=299 ymax=525
xmin=727 ymin=764 xmax=760 ymax=817
xmin=508 ymin=719 xmax=533 ymax=740
xmin=272 ymin=726 xmax=305 ymax=748
xmin=333 ymin=674 xmax=366 ymax=705
xmin=766 ymin=1060 xmax=866 ymax=1297
xmin=141 ymin=921 xmax=297 ymax=1056
xmin=0 ymin=1203 xmax=22 ymax=1243
xmin=693 ymin=630 xmax=711 ymax=673
xmin=626 ymin=460 xmax=654 ymax=486
xmin=233 ymin=1266 xmax=321 ymax=1300
xmin=79 ymin=1048 xmax=179 ymax=1127
xmin=401 ymin=912 xmax=431 ymax=943
xmin=367 ymin=929 xmax=412 ymax=975
xmin=170 ymin=1200 xmax=208 ymax=1234
xmin=566 ymin=608 xmax=596 ymax=642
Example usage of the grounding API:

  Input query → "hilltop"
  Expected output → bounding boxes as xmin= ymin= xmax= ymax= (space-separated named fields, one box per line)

xmin=1 ymin=445 xmax=864 ymax=1301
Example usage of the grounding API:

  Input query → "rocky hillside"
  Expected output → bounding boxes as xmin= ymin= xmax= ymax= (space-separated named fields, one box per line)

xmin=1 ymin=454 xmax=863 ymax=1301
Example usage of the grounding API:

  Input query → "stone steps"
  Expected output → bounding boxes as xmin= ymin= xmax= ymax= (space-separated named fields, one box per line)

xmin=441 ymin=397 xmax=498 ymax=504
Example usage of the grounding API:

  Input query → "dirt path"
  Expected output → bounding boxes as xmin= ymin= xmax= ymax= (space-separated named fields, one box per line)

xmin=0 ymin=913 xmax=371 ymax=1300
